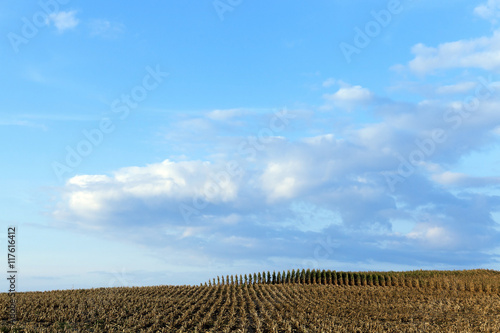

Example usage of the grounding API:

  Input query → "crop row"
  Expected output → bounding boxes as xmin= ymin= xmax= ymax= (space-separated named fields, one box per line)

xmin=205 ymin=269 xmax=500 ymax=292
xmin=0 ymin=269 xmax=498 ymax=332
xmin=2 ymin=283 xmax=499 ymax=332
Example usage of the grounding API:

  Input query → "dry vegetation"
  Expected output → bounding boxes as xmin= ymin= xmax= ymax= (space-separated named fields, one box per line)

xmin=1 ymin=269 xmax=499 ymax=332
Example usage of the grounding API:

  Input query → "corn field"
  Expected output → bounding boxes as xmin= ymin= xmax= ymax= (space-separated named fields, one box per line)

xmin=1 ymin=269 xmax=499 ymax=332
xmin=205 ymin=268 xmax=500 ymax=290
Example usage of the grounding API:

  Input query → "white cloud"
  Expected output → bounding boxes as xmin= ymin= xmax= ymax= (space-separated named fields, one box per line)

xmin=322 ymin=83 xmax=374 ymax=111
xmin=89 ymin=19 xmax=125 ymax=38
xmin=322 ymin=78 xmax=336 ymax=88
xmin=408 ymin=31 xmax=500 ymax=75
xmin=48 ymin=11 xmax=79 ymax=33
xmin=180 ymin=227 xmax=205 ymax=239
xmin=474 ymin=0 xmax=500 ymax=23
xmin=302 ymin=134 xmax=335 ymax=145
xmin=54 ymin=159 xmax=241 ymax=226
xmin=0 ymin=119 xmax=47 ymax=130
xmin=436 ymin=81 xmax=476 ymax=94
xmin=52 ymin=96 xmax=500 ymax=266
xmin=431 ymin=171 xmax=466 ymax=186
xmin=221 ymin=236 xmax=256 ymax=248
xmin=406 ymin=223 xmax=456 ymax=249
xmin=219 ymin=214 xmax=241 ymax=225
xmin=432 ymin=171 xmax=500 ymax=187
xmin=332 ymin=85 xmax=373 ymax=102
xmin=260 ymin=162 xmax=301 ymax=202
xmin=206 ymin=108 xmax=244 ymax=121
xmin=68 ymin=175 xmax=111 ymax=188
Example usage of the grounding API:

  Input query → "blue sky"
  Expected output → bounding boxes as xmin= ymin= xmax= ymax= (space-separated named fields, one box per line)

xmin=2 ymin=0 xmax=500 ymax=291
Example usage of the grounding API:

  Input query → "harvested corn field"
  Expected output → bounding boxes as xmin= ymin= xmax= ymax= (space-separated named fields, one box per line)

xmin=1 ymin=269 xmax=499 ymax=332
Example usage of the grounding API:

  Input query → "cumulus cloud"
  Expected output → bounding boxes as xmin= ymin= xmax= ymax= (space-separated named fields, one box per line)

xmin=52 ymin=96 xmax=500 ymax=266
xmin=405 ymin=2 xmax=500 ymax=74
xmin=407 ymin=223 xmax=457 ymax=249
xmin=54 ymin=160 xmax=241 ymax=225
xmin=408 ymin=31 xmax=500 ymax=75
xmin=474 ymin=0 xmax=500 ymax=23
xmin=322 ymin=83 xmax=374 ymax=111
xmin=48 ymin=11 xmax=79 ymax=33
xmin=260 ymin=162 xmax=302 ymax=202
xmin=51 ymin=24 xmax=500 ymax=269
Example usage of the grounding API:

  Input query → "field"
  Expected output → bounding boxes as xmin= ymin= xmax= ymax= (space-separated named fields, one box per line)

xmin=1 ymin=269 xmax=500 ymax=332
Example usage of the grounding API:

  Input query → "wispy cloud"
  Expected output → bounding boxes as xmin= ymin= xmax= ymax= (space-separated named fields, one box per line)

xmin=322 ymin=78 xmax=336 ymax=88
xmin=206 ymin=108 xmax=245 ymax=121
xmin=88 ymin=19 xmax=125 ymax=38
xmin=48 ymin=11 xmax=80 ymax=33
xmin=436 ymin=81 xmax=477 ymax=95
xmin=432 ymin=171 xmax=500 ymax=188
xmin=0 ymin=119 xmax=47 ymax=130
xmin=475 ymin=0 xmax=500 ymax=24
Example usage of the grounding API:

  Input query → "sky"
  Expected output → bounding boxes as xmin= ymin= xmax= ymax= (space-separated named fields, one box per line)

xmin=2 ymin=0 xmax=500 ymax=292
